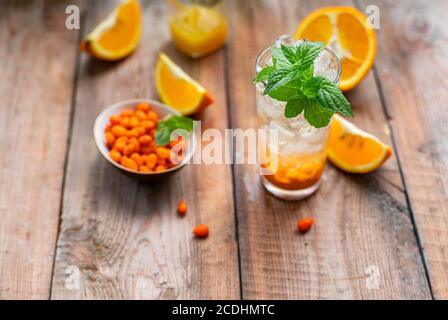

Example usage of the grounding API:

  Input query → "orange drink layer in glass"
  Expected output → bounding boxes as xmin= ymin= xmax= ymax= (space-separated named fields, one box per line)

xmin=256 ymin=36 xmax=341 ymax=201
xmin=169 ymin=1 xmax=228 ymax=58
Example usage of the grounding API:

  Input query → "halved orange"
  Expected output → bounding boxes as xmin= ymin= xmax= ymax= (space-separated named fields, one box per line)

xmin=327 ymin=115 xmax=392 ymax=173
xmin=294 ymin=7 xmax=377 ymax=91
xmin=80 ymin=0 xmax=141 ymax=61
xmin=155 ymin=53 xmax=214 ymax=115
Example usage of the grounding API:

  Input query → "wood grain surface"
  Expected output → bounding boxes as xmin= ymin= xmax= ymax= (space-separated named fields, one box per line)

xmin=50 ymin=0 xmax=239 ymax=299
xmin=226 ymin=0 xmax=431 ymax=299
xmin=359 ymin=0 xmax=448 ymax=299
xmin=0 ymin=0 xmax=80 ymax=299
xmin=0 ymin=0 xmax=447 ymax=300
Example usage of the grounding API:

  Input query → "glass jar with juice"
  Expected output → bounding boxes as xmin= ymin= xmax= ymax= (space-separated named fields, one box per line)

xmin=168 ymin=0 xmax=228 ymax=58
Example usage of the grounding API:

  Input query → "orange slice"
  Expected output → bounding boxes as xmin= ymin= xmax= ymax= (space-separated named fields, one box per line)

xmin=155 ymin=53 xmax=214 ymax=115
xmin=327 ymin=115 xmax=392 ymax=173
xmin=80 ymin=0 xmax=141 ymax=61
xmin=294 ymin=7 xmax=377 ymax=91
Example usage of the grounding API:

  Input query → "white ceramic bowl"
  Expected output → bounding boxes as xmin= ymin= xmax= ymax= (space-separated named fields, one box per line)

xmin=93 ymin=99 xmax=195 ymax=182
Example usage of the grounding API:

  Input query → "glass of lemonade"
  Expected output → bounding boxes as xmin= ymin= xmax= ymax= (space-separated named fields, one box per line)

xmin=255 ymin=35 xmax=341 ymax=201
xmin=168 ymin=0 xmax=228 ymax=58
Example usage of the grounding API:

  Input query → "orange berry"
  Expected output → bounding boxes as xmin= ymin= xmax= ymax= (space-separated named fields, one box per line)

xmin=105 ymin=131 xmax=116 ymax=148
xmin=155 ymin=165 xmax=166 ymax=172
xmin=193 ymin=224 xmax=209 ymax=239
xmin=297 ymin=218 xmax=314 ymax=233
xmin=147 ymin=111 xmax=159 ymax=122
xmin=110 ymin=115 xmax=121 ymax=125
xmin=139 ymin=165 xmax=150 ymax=172
xmin=114 ymin=142 xmax=126 ymax=153
xmin=129 ymin=116 xmax=139 ymax=127
xmin=111 ymin=125 xmax=127 ymax=138
xmin=140 ymin=146 xmax=152 ymax=155
xmin=145 ymin=153 xmax=157 ymax=169
xmin=156 ymin=147 xmax=171 ymax=160
xmin=121 ymin=157 xmax=138 ymax=171
xmin=120 ymin=109 xmax=134 ymax=117
xmin=141 ymin=120 xmax=155 ymax=130
xmin=139 ymin=135 xmax=153 ymax=146
xmin=136 ymin=102 xmax=151 ymax=112
xmin=116 ymin=136 xmax=128 ymax=144
xmin=123 ymin=144 xmax=135 ymax=156
xmin=157 ymin=157 xmax=166 ymax=166
xmin=129 ymin=137 xmax=140 ymax=152
xmin=135 ymin=110 xmax=147 ymax=121
xmin=131 ymin=153 xmax=143 ymax=166
xmin=109 ymin=149 xmax=122 ymax=162
xmin=136 ymin=126 xmax=146 ymax=136
xmin=177 ymin=200 xmax=188 ymax=216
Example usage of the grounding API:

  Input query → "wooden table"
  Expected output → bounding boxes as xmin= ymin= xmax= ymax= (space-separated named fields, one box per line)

xmin=1 ymin=0 xmax=447 ymax=300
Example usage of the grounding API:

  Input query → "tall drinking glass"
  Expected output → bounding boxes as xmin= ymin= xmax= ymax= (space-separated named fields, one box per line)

xmin=255 ymin=36 xmax=341 ymax=201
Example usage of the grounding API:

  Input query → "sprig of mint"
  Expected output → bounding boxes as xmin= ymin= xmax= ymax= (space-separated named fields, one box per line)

xmin=255 ymin=42 xmax=352 ymax=128
xmin=155 ymin=115 xmax=193 ymax=146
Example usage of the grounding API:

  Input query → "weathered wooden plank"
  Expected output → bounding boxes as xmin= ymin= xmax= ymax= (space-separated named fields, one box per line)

xmin=359 ymin=0 xmax=448 ymax=298
xmin=227 ymin=0 xmax=431 ymax=299
xmin=0 ymin=0 xmax=80 ymax=299
xmin=50 ymin=0 xmax=239 ymax=299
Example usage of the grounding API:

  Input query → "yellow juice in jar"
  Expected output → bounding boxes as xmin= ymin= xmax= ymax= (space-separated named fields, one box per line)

xmin=169 ymin=4 xmax=228 ymax=58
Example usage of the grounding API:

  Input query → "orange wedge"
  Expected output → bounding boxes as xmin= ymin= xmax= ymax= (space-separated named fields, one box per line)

xmin=155 ymin=53 xmax=214 ymax=115
xmin=294 ymin=7 xmax=377 ymax=91
xmin=80 ymin=0 xmax=141 ymax=61
xmin=327 ymin=115 xmax=392 ymax=173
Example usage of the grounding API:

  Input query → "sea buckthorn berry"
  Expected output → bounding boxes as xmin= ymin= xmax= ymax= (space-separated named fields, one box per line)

xmin=127 ymin=128 xmax=139 ymax=138
xmin=140 ymin=146 xmax=152 ymax=155
xmin=139 ymin=135 xmax=152 ymax=146
xmin=116 ymin=136 xmax=128 ymax=144
xmin=109 ymin=149 xmax=122 ymax=162
xmin=177 ymin=200 xmax=188 ymax=216
xmin=121 ymin=157 xmax=138 ymax=171
xmin=114 ymin=142 xmax=126 ymax=153
xmin=129 ymin=116 xmax=140 ymax=128
xmin=156 ymin=147 xmax=171 ymax=160
xmin=146 ymin=153 xmax=157 ymax=169
xmin=131 ymin=153 xmax=143 ymax=166
xmin=105 ymin=131 xmax=116 ymax=147
xmin=120 ymin=109 xmax=134 ymax=117
xmin=120 ymin=117 xmax=132 ymax=128
xmin=135 ymin=110 xmax=147 ymax=121
xmin=136 ymin=103 xmax=151 ymax=112
xmin=297 ymin=218 xmax=314 ymax=234
xmin=129 ymin=137 xmax=140 ymax=152
xmin=193 ymin=224 xmax=209 ymax=239
xmin=136 ymin=127 xmax=146 ymax=136
xmin=157 ymin=157 xmax=166 ymax=166
xmin=155 ymin=165 xmax=166 ymax=172
xmin=147 ymin=111 xmax=159 ymax=122
xmin=111 ymin=125 xmax=127 ymax=138
xmin=140 ymin=120 xmax=155 ymax=130
xmin=123 ymin=144 xmax=135 ymax=156
xmin=110 ymin=115 xmax=121 ymax=125
xmin=139 ymin=165 xmax=150 ymax=172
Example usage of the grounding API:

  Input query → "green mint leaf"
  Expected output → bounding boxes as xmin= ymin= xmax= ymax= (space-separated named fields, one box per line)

xmin=264 ymin=68 xmax=299 ymax=95
xmin=285 ymin=95 xmax=306 ymax=118
xmin=255 ymin=65 xmax=274 ymax=82
xmin=155 ymin=127 xmax=171 ymax=146
xmin=296 ymin=41 xmax=324 ymax=70
xmin=155 ymin=115 xmax=193 ymax=146
xmin=267 ymin=82 xmax=297 ymax=101
xmin=304 ymin=100 xmax=335 ymax=128
xmin=271 ymin=47 xmax=292 ymax=69
xmin=314 ymin=76 xmax=352 ymax=116
xmin=281 ymin=44 xmax=298 ymax=65
xmin=302 ymin=76 xmax=324 ymax=98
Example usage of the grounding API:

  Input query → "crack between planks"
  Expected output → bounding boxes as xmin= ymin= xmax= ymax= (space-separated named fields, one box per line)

xmin=223 ymin=44 xmax=244 ymax=300
xmin=48 ymin=0 xmax=86 ymax=300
